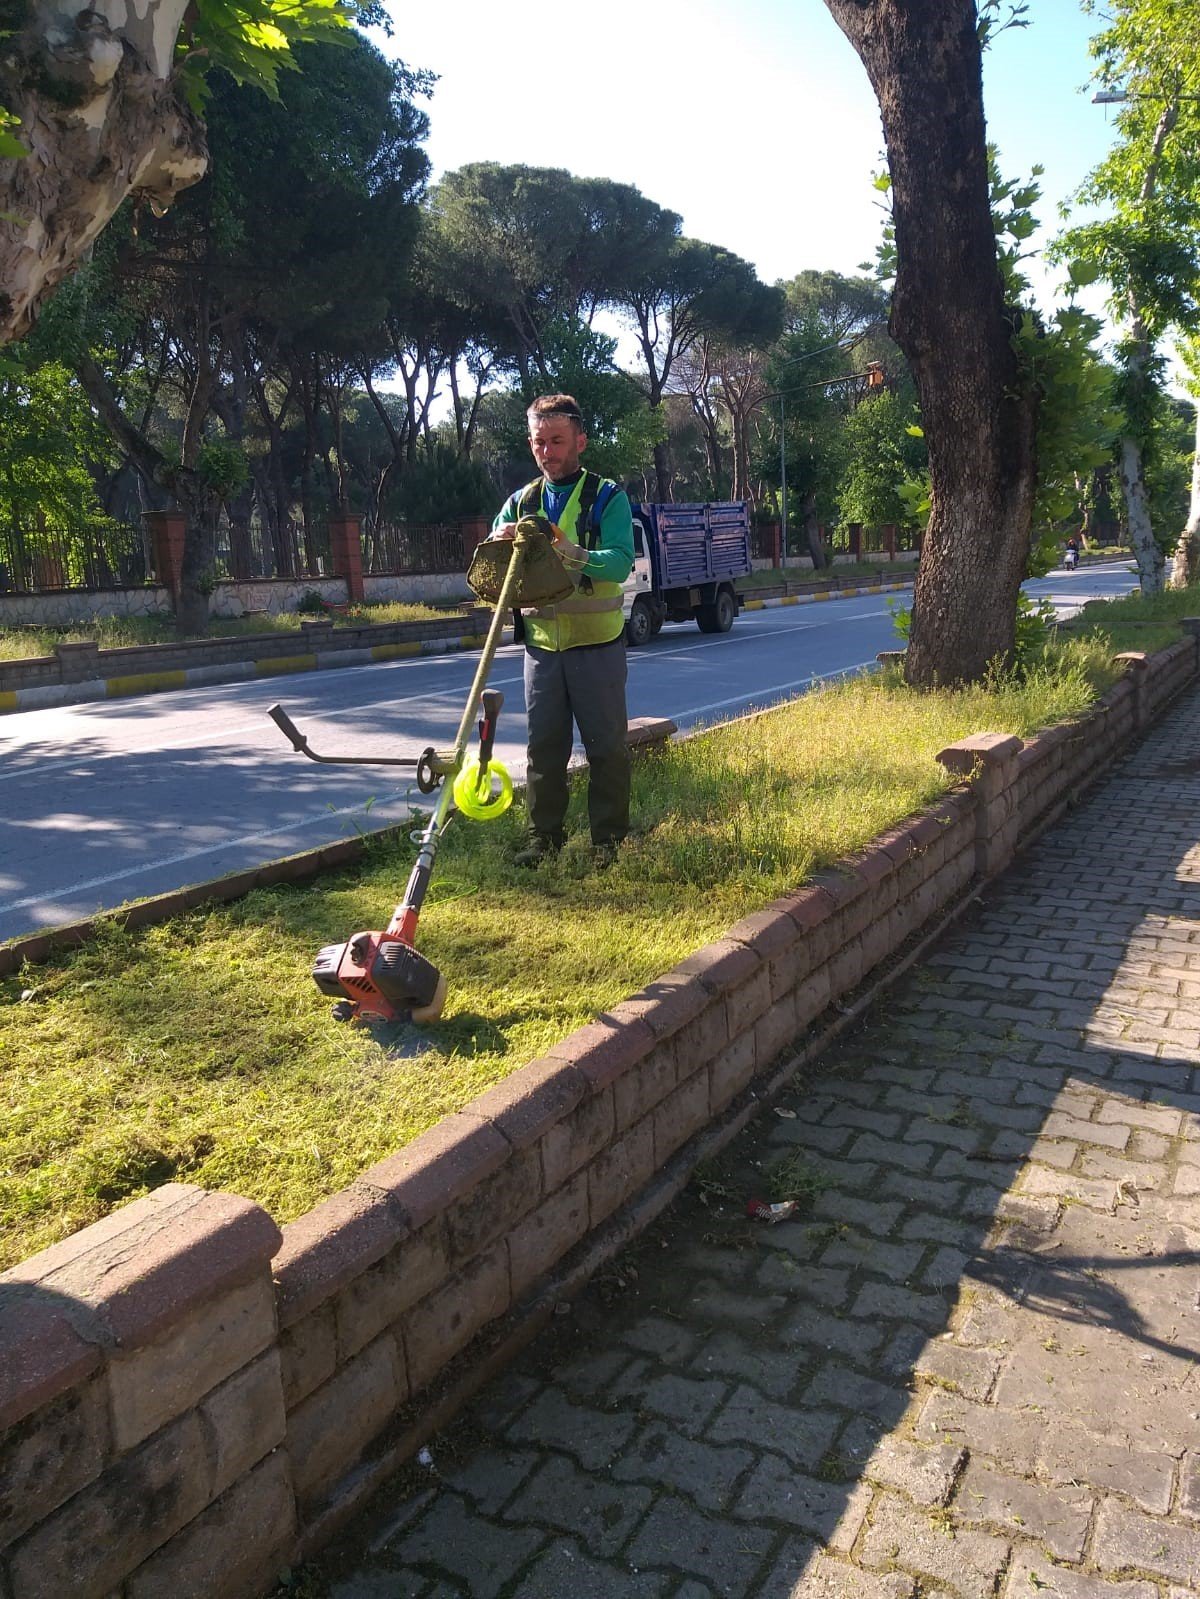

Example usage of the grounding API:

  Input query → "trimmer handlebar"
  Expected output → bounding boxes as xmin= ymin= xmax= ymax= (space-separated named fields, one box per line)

xmin=268 ymin=703 xmax=433 ymax=771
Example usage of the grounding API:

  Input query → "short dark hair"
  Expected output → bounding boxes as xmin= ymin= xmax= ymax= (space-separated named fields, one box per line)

xmin=527 ymin=393 xmax=584 ymax=427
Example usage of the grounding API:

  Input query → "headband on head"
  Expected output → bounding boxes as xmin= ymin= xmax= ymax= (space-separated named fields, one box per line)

xmin=529 ymin=403 xmax=583 ymax=424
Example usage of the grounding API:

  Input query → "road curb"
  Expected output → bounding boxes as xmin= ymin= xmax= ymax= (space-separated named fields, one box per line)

xmin=741 ymin=578 xmax=913 ymax=611
xmin=0 ymin=630 xmax=504 ymax=715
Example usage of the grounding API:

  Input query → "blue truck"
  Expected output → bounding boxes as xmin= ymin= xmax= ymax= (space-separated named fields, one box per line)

xmin=623 ymin=500 xmax=753 ymax=646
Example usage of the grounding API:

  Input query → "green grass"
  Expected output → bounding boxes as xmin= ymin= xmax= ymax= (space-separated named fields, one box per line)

xmin=0 ymin=630 xmax=1125 ymax=1269
xmin=1058 ymin=582 xmax=1200 ymax=657
xmin=738 ymin=558 xmax=917 ymax=590
xmin=0 ymin=601 xmax=466 ymax=661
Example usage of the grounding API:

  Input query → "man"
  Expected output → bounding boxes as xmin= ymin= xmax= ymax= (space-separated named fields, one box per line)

xmin=490 ymin=393 xmax=634 ymax=867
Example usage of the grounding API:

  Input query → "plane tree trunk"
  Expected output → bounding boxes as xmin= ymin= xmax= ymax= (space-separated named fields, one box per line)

xmin=823 ymin=0 xmax=1038 ymax=685
xmin=0 ymin=0 xmax=207 ymax=344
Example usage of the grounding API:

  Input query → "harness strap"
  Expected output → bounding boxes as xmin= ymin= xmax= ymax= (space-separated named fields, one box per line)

xmin=531 ymin=593 xmax=623 ymax=619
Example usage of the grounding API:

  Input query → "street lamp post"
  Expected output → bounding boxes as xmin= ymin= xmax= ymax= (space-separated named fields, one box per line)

xmin=779 ymin=392 xmax=788 ymax=566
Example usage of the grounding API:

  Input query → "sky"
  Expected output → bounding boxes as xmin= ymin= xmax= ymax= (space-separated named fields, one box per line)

xmin=373 ymin=0 xmax=1123 ymax=319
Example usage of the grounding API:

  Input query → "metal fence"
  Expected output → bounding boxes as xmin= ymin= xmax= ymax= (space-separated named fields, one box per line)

xmin=213 ymin=516 xmax=330 ymax=582
xmin=365 ymin=521 xmax=467 ymax=576
xmin=0 ymin=518 xmax=148 ymax=592
xmin=1 ymin=510 xmax=478 ymax=593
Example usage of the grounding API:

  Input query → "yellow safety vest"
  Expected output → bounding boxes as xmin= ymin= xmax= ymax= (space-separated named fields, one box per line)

xmin=521 ymin=473 xmax=625 ymax=652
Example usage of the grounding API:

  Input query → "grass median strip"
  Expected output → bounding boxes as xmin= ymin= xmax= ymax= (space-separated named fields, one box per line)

xmin=1 ymin=586 xmax=1192 ymax=1270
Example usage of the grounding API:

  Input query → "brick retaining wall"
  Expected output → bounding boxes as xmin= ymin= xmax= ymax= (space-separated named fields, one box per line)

xmin=3 ymin=636 xmax=1199 ymax=1599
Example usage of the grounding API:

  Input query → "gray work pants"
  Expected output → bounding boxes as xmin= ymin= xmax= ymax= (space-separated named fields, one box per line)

xmin=523 ymin=638 xmax=630 ymax=846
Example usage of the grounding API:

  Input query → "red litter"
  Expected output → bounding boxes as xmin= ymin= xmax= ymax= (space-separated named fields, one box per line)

xmin=746 ymin=1198 xmax=801 ymax=1224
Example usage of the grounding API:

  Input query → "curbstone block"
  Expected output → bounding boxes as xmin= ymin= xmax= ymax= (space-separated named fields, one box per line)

xmin=272 ymin=1185 xmax=405 ymax=1331
xmin=123 ymin=1450 xmax=296 ymax=1599
xmin=6 ymin=1410 xmax=211 ymax=1599
xmin=605 ymin=974 xmax=711 ymax=1041
xmin=508 ymin=1173 xmax=590 ymax=1301
xmin=285 ymin=1333 xmax=405 ymax=1506
xmin=402 ymin=1244 xmax=510 ymax=1395
xmin=670 ymin=938 xmax=762 ymax=997
xmin=466 ymin=1058 xmax=586 ymax=1151
xmin=0 ymin=1289 xmax=104 ymax=1434
xmin=330 ymin=1218 xmax=447 ymax=1364
xmin=586 ymin=1118 xmax=656 ymax=1226
xmin=0 ymin=1375 xmax=110 ymax=1551
xmin=546 ymin=1016 xmax=656 ymax=1095
xmin=107 ymin=1275 xmax=276 ymax=1452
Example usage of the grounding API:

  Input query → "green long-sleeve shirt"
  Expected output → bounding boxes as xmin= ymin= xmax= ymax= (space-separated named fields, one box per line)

xmin=492 ymin=470 xmax=634 ymax=585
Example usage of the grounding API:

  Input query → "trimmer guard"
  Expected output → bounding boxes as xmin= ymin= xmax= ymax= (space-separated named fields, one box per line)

xmin=467 ymin=515 xmax=577 ymax=608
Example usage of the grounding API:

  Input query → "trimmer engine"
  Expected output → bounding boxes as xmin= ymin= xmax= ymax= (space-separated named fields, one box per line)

xmin=312 ymin=931 xmax=444 ymax=1025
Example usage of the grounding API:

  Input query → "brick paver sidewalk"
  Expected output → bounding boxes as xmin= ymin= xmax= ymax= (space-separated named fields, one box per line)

xmin=313 ymin=685 xmax=1200 ymax=1599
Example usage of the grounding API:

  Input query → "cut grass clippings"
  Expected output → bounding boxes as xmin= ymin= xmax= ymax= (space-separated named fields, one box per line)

xmin=1 ymin=589 xmax=1192 ymax=1269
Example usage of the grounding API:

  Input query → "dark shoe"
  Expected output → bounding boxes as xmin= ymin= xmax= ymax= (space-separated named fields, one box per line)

xmin=590 ymin=840 xmax=621 ymax=870
xmin=514 ymin=834 xmax=563 ymax=868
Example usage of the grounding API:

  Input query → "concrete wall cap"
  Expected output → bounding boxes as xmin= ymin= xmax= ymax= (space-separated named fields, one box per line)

xmin=668 ymin=937 xmax=762 ymax=997
xmin=722 ymin=907 xmax=801 ymax=958
xmin=0 ymin=1288 xmax=106 ymax=1429
xmin=2 ymin=1184 xmax=280 ymax=1354
xmin=935 ymin=732 xmax=1024 ymax=774
xmin=273 ymin=1183 xmax=406 ymax=1327
xmin=464 ymin=1056 xmax=587 ymax=1149
xmin=1113 ymin=651 xmax=1149 ymax=668
xmin=807 ymin=866 xmax=872 ymax=909
xmin=769 ymin=884 xmax=838 ymax=932
xmin=356 ymin=1113 xmax=508 ymax=1235
xmin=546 ymin=1014 xmax=657 ymax=1092
xmin=604 ymin=973 xmax=712 ymax=1039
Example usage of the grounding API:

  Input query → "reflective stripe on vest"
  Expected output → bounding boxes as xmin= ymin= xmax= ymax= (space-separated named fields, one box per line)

xmin=521 ymin=472 xmax=625 ymax=651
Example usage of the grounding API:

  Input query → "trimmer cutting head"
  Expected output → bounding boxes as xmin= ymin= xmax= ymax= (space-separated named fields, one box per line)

xmin=312 ymin=932 xmax=447 ymax=1025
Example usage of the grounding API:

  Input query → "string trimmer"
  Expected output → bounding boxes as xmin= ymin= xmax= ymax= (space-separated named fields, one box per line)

xmin=268 ymin=515 xmax=572 ymax=1026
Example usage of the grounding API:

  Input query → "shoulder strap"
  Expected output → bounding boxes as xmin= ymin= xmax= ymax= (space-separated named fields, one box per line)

xmin=518 ymin=478 xmax=543 ymax=518
xmin=577 ymin=472 xmax=610 ymax=550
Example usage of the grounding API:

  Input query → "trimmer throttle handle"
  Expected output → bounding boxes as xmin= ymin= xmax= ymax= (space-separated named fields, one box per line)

xmin=268 ymin=703 xmax=308 ymax=753
xmin=477 ymin=690 xmax=504 ymax=768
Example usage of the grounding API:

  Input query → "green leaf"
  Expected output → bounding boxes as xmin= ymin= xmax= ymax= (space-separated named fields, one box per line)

xmin=905 ymin=424 xmax=925 ymax=437
xmin=1067 ymin=258 xmax=1102 ymax=288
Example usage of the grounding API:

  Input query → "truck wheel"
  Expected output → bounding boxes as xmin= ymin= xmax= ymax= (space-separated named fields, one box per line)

xmin=626 ymin=598 xmax=655 ymax=647
xmin=649 ymin=611 xmax=664 ymax=637
xmin=697 ymin=588 xmax=736 ymax=635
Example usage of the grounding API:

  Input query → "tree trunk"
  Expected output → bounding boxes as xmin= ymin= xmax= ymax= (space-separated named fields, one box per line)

xmin=1120 ymin=433 xmax=1166 ymax=594
xmin=824 ymin=0 xmax=1038 ymax=685
xmin=801 ymin=490 xmax=830 ymax=569
xmin=1169 ymin=403 xmax=1200 ymax=589
xmin=0 ymin=0 xmax=207 ymax=344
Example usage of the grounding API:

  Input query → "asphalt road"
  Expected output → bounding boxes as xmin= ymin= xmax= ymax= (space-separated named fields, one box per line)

xmin=0 ymin=562 xmax=1137 ymax=943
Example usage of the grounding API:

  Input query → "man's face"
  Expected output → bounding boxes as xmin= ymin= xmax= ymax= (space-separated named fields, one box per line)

xmin=528 ymin=414 xmax=586 ymax=481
